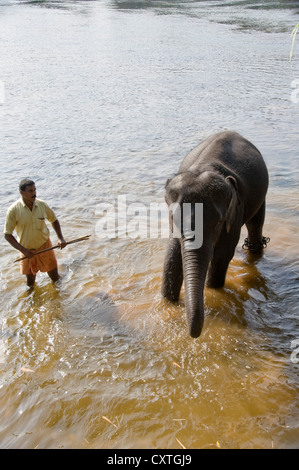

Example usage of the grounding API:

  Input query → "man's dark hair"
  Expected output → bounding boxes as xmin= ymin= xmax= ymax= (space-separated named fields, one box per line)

xmin=19 ymin=178 xmax=35 ymax=192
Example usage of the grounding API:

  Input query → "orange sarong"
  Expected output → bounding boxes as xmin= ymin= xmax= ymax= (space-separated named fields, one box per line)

xmin=20 ymin=239 xmax=58 ymax=276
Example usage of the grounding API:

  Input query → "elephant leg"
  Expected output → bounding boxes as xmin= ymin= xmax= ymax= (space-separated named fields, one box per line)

xmin=162 ymin=238 xmax=183 ymax=302
xmin=206 ymin=225 xmax=241 ymax=288
xmin=244 ymin=201 xmax=268 ymax=253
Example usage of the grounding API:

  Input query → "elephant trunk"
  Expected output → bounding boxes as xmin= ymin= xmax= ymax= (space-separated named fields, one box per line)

xmin=182 ymin=241 xmax=212 ymax=338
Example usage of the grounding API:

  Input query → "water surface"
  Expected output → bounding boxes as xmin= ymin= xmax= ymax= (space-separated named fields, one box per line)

xmin=0 ymin=0 xmax=298 ymax=449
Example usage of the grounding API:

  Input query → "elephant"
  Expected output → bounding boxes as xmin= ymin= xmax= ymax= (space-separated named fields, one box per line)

xmin=161 ymin=131 xmax=269 ymax=338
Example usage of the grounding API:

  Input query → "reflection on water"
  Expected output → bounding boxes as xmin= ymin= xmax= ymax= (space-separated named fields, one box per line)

xmin=0 ymin=0 xmax=298 ymax=449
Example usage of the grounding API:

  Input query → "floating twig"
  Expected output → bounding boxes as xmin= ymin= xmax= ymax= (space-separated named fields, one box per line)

xmin=172 ymin=361 xmax=182 ymax=369
xmin=102 ymin=415 xmax=118 ymax=428
xmin=21 ymin=366 xmax=35 ymax=373
xmin=176 ymin=437 xmax=186 ymax=449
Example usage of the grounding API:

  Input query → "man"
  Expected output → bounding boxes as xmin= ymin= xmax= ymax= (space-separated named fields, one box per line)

xmin=4 ymin=178 xmax=67 ymax=287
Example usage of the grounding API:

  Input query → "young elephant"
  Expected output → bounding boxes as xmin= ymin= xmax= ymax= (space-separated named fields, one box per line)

xmin=162 ymin=131 xmax=269 ymax=338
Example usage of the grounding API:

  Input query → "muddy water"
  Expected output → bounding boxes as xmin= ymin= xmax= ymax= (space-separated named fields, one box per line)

xmin=0 ymin=0 xmax=299 ymax=449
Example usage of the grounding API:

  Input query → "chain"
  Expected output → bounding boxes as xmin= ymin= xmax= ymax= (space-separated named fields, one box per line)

xmin=242 ymin=236 xmax=270 ymax=253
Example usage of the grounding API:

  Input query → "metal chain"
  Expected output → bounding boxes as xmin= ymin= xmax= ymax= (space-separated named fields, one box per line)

xmin=242 ymin=236 xmax=270 ymax=253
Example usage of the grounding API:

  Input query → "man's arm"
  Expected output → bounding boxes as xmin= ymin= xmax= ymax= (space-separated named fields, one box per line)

xmin=52 ymin=220 xmax=67 ymax=249
xmin=4 ymin=233 xmax=35 ymax=259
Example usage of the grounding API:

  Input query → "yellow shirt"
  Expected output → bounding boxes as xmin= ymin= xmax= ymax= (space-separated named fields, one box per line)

xmin=4 ymin=198 xmax=57 ymax=249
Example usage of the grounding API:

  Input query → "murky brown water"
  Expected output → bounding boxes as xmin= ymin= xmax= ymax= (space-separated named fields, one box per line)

xmin=0 ymin=0 xmax=298 ymax=449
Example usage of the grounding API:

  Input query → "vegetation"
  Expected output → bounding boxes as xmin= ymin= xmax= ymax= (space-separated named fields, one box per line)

xmin=290 ymin=24 xmax=299 ymax=61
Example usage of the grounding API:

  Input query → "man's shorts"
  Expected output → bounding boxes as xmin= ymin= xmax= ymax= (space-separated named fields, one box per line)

xmin=20 ymin=238 xmax=58 ymax=276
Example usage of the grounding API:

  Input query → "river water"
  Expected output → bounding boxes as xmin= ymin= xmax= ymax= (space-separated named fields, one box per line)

xmin=0 ymin=0 xmax=299 ymax=449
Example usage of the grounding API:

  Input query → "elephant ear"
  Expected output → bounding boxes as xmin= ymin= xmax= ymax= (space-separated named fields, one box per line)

xmin=225 ymin=176 xmax=239 ymax=233
xmin=165 ymin=178 xmax=172 ymax=188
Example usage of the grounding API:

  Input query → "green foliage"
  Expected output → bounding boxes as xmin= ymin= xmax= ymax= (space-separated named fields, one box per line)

xmin=290 ymin=24 xmax=299 ymax=61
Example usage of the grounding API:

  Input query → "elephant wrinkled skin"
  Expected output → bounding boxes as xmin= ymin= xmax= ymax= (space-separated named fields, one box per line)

xmin=162 ymin=131 xmax=269 ymax=338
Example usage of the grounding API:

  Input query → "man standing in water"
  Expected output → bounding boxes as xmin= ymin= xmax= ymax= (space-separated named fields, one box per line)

xmin=4 ymin=178 xmax=66 ymax=287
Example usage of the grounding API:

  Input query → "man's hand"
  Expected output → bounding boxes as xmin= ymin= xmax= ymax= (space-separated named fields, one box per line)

xmin=52 ymin=220 xmax=66 ymax=249
xmin=22 ymin=248 xmax=35 ymax=259
xmin=4 ymin=234 xmax=35 ymax=259
xmin=58 ymin=238 xmax=67 ymax=249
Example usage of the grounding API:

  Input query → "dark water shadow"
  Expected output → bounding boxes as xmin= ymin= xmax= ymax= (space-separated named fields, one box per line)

xmin=203 ymin=246 xmax=299 ymax=358
xmin=63 ymin=291 xmax=125 ymax=342
xmin=16 ymin=0 xmax=95 ymax=14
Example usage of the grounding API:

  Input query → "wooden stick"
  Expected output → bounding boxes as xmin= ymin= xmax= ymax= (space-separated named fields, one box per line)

xmin=14 ymin=235 xmax=91 ymax=263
